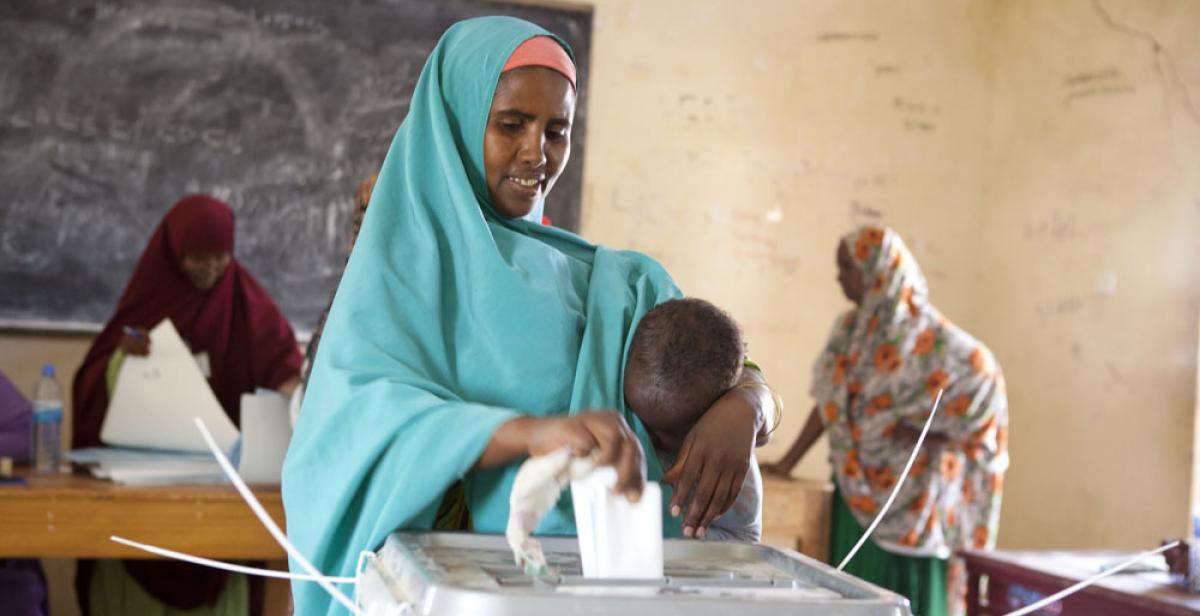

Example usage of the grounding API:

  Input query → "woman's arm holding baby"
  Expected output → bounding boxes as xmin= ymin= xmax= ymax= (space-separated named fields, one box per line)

xmin=663 ymin=365 xmax=779 ymax=538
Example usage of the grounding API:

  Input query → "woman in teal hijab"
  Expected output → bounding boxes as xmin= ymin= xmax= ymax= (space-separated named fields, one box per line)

xmin=283 ymin=17 xmax=777 ymax=616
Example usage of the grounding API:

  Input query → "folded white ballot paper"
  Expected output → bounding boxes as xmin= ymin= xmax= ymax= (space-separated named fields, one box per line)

xmin=236 ymin=391 xmax=292 ymax=484
xmin=571 ymin=466 xmax=664 ymax=579
xmin=101 ymin=319 xmax=239 ymax=453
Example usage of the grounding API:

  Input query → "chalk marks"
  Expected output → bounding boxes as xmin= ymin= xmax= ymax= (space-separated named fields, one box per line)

xmin=848 ymin=174 xmax=894 ymax=224
xmin=1063 ymin=67 xmax=1136 ymax=105
xmin=895 ymin=96 xmax=940 ymax=133
xmin=1023 ymin=211 xmax=1080 ymax=241
xmin=6 ymin=103 xmax=244 ymax=153
xmin=816 ymin=31 xmax=879 ymax=44
xmin=871 ymin=61 xmax=901 ymax=76
xmin=1034 ymin=296 xmax=1084 ymax=319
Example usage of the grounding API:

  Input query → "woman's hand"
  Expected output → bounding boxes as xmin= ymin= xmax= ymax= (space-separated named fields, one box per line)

xmin=662 ymin=387 xmax=758 ymax=538
xmin=118 ymin=327 xmax=151 ymax=356
xmin=477 ymin=411 xmax=646 ymax=501
xmin=276 ymin=375 xmax=301 ymax=397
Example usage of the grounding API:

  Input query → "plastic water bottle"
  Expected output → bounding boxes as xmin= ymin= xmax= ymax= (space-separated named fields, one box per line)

xmin=31 ymin=363 xmax=63 ymax=474
xmin=1189 ymin=508 xmax=1200 ymax=593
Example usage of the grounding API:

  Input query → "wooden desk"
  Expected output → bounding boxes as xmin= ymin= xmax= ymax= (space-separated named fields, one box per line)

xmin=0 ymin=469 xmax=286 ymax=559
xmin=761 ymin=475 xmax=833 ymax=562
xmin=960 ymin=548 xmax=1200 ymax=615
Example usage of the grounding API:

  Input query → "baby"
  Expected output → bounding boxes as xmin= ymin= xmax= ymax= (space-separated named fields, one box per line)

xmin=624 ymin=298 xmax=762 ymax=542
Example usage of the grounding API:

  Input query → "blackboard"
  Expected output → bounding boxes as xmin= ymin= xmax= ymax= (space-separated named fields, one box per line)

xmin=0 ymin=0 xmax=592 ymax=333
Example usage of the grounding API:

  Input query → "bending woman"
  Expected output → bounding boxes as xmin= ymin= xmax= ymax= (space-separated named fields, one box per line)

xmin=72 ymin=194 xmax=303 ymax=616
xmin=764 ymin=226 xmax=1008 ymax=616
xmin=284 ymin=17 xmax=776 ymax=616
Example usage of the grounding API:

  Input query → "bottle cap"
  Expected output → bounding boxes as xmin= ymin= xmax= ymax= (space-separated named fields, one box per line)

xmin=41 ymin=363 xmax=55 ymax=378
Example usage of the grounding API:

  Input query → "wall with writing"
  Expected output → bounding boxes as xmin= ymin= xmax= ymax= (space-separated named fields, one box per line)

xmin=973 ymin=0 xmax=1200 ymax=550
xmin=0 ymin=0 xmax=592 ymax=332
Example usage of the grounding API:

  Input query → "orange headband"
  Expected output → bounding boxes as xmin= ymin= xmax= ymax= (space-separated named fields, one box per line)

xmin=502 ymin=36 xmax=577 ymax=89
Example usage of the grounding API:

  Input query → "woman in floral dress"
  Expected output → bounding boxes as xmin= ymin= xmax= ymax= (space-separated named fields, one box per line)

xmin=764 ymin=226 xmax=1009 ymax=616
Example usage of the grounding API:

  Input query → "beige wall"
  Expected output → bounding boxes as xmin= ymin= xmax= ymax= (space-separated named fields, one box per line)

xmin=976 ymin=0 xmax=1200 ymax=548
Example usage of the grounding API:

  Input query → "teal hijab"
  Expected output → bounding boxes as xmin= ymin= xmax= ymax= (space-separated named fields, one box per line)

xmin=282 ymin=17 xmax=682 ymax=615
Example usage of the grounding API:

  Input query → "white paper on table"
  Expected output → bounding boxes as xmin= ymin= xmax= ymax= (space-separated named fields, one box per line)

xmin=570 ymin=466 xmax=664 ymax=579
xmin=236 ymin=391 xmax=292 ymax=484
xmin=101 ymin=319 xmax=239 ymax=453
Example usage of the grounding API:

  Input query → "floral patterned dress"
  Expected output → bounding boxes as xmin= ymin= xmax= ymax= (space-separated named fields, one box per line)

xmin=814 ymin=227 xmax=1009 ymax=563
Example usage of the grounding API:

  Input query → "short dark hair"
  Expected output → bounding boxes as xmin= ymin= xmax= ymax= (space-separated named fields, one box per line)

xmin=624 ymin=298 xmax=744 ymax=431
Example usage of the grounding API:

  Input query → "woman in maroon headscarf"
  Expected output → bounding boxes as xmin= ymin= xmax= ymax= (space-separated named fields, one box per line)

xmin=72 ymin=194 xmax=302 ymax=616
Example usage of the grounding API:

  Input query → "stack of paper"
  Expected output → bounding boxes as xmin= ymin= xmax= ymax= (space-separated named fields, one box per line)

xmin=101 ymin=319 xmax=239 ymax=453
xmin=67 ymin=447 xmax=224 ymax=486
xmin=81 ymin=319 xmax=294 ymax=486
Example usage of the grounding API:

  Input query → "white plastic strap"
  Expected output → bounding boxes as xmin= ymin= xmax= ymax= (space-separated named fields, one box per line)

xmin=109 ymin=535 xmax=356 ymax=584
xmin=194 ymin=417 xmax=364 ymax=615
xmin=838 ymin=389 xmax=944 ymax=571
xmin=1002 ymin=542 xmax=1181 ymax=616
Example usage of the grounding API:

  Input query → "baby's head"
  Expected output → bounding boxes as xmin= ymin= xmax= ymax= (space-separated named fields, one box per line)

xmin=624 ymin=298 xmax=744 ymax=453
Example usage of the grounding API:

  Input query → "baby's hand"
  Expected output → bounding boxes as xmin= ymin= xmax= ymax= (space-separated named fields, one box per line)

xmin=662 ymin=391 xmax=756 ymax=538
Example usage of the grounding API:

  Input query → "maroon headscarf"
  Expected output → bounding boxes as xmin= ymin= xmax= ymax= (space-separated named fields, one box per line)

xmin=72 ymin=195 xmax=299 ymax=613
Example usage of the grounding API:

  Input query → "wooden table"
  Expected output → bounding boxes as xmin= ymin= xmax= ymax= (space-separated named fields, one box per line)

xmin=0 ymin=469 xmax=286 ymax=559
xmin=760 ymin=475 xmax=833 ymax=562
xmin=0 ymin=468 xmax=290 ymax=614
xmin=960 ymin=548 xmax=1200 ymax=615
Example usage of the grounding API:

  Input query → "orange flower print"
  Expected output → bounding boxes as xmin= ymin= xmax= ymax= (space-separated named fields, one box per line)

xmin=962 ymin=440 xmax=982 ymax=460
xmin=946 ymin=506 xmax=958 ymax=528
xmin=848 ymin=495 xmax=877 ymax=514
xmin=867 ymin=315 xmax=880 ymax=337
xmin=851 ymin=422 xmax=862 ymax=442
xmin=973 ymin=525 xmax=990 ymax=549
xmin=823 ymin=401 xmax=839 ymax=423
xmin=899 ymin=529 xmax=919 ymax=546
xmin=848 ymin=381 xmax=864 ymax=397
xmin=843 ymin=450 xmax=862 ymax=479
xmin=890 ymin=246 xmax=903 ymax=270
xmin=970 ymin=416 xmax=997 ymax=442
xmin=868 ymin=466 xmax=897 ymax=492
xmin=862 ymin=227 xmax=885 ymax=246
xmin=866 ymin=393 xmax=893 ymax=416
xmin=926 ymin=370 xmax=950 ymax=399
xmin=969 ymin=347 xmax=992 ymax=375
xmin=924 ymin=510 xmax=937 ymax=533
xmin=833 ymin=354 xmax=849 ymax=385
xmin=913 ymin=328 xmax=936 ymax=356
xmin=997 ymin=425 xmax=1009 ymax=450
xmin=911 ymin=452 xmax=928 ymax=477
xmin=909 ymin=490 xmax=929 ymax=513
xmin=962 ymin=478 xmax=976 ymax=504
xmin=874 ymin=344 xmax=901 ymax=374
xmin=872 ymin=274 xmax=884 ymax=293
xmin=989 ymin=473 xmax=1005 ymax=493
xmin=945 ymin=395 xmax=971 ymax=418
xmin=854 ymin=235 xmax=872 ymax=260
xmin=900 ymin=285 xmax=920 ymax=317
xmin=940 ymin=452 xmax=962 ymax=482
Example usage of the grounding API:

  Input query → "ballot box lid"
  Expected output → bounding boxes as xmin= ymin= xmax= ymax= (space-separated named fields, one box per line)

xmin=358 ymin=532 xmax=913 ymax=616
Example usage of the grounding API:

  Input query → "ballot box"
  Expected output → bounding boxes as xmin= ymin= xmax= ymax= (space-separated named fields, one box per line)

xmin=357 ymin=532 xmax=912 ymax=615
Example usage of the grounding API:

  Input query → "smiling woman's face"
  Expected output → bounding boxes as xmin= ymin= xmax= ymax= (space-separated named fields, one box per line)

xmin=180 ymin=251 xmax=231 ymax=291
xmin=483 ymin=66 xmax=575 ymax=219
